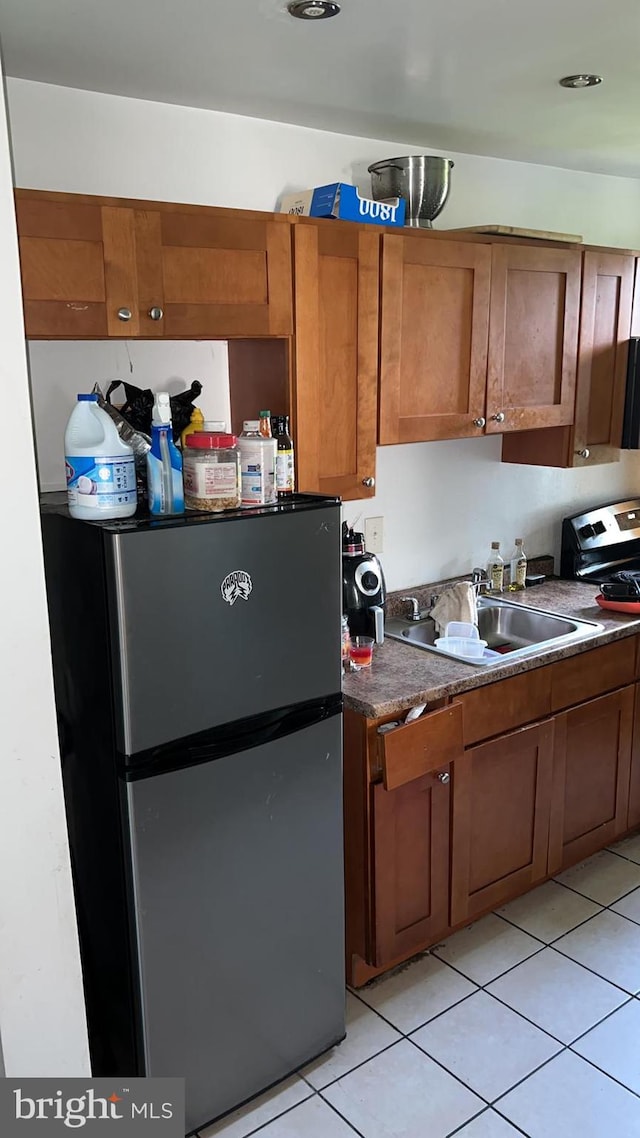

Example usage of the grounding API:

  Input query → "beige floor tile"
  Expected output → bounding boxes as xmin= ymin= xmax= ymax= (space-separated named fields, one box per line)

xmin=556 ymin=849 xmax=640 ymax=905
xmin=411 ymin=990 xmax=560 ymax=1101
xmin=612 ymin=885 xmax=640 ymax=924
xmin=322 ymin=1038 xmax=483 ymax=1138
xmin=554 ymin=910 xmax=640 ymax=994
xmin=497 ymin=879 xmax=601 ymax=942
xmin=454 ymin=1109 xmax=525 ymax=1136
xmin=432 ymin=913 xmax=542 ymax=985
xmin=498 ymin=1049 xmax=640 ymax=1137
xmin=199 ymin=1076 xmax=312 ymax=1138
xmin=608 ymin=831 xmax=640 ymax=864
xmin=301 ymin=992 xmax=400 ymax=1090
xmin=487 ymin=947 xmax=627 ymax=1043
xmin=572 ymin=999 xmax=640 ymax=1094
xmin=356 ymin=953 xmax=477 ymax=1034
xmin=238 ymin=1095 xmax=359 ymax=1137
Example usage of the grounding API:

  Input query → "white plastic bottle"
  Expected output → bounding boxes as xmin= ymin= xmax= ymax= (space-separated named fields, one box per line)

xmin=65 ymin=393 xmax=137 ymax=520
xmin=238 ymin=420 xmax=277 ymax=506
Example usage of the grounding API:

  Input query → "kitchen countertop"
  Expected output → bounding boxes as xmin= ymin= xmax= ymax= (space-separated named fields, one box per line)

xmin=342 ymin=579 xmax=640 ymax=719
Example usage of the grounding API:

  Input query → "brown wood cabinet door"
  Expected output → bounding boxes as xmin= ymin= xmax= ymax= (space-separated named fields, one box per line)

xmin=140 ymin=208 xmax=292 ymax=338
xmin=293 ymin=223 xmax=379 ymax=499
xmin=572 ymin=252 xmax=634 ymax=465
xmin=15 ymin=193 xmax=139 ymax=338
xmin=378 ymin=236 xmax=491 ymax=443
xmin=628 ymin=683 xmax=640 ymax=830
xmin=487 ymin=245 xmax=581 ymax=433
xmin=549 ymin=687 xmax=634 ymax=873
xmin=372 ymin=767 xmax=451 ymax=966
xmin=451 ymin=720 xmax=554 ymax=926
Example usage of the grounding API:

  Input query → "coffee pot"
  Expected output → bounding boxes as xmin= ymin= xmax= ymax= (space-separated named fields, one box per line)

xmin=342 ymin=523 xmax=386 ymax=644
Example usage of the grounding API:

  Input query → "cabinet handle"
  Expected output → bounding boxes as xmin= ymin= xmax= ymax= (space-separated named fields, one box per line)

xmin=473 ymin=417 xmax=486 ymax=429
xmin=576 ymin=448 xmax=590 ymax=459
xmin=362 ymin=477 xmax=375 ymax=488
xmin=436 ymin=771 xmax=450 ymax=784
xmin=491 ymin=412 xmax=505 ymax=423
xmin=148 ymin=306 xmax=164 ymax=321
xmin=117 ymin=307 xmax=132 ymax=322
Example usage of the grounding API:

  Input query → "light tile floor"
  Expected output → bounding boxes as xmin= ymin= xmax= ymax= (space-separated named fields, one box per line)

xmin=200 ymin=838 xmax=640 ymax=1138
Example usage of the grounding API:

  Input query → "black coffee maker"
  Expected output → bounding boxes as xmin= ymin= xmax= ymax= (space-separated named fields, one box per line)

xmin=342 ymin=523 xmax=386 ymax=644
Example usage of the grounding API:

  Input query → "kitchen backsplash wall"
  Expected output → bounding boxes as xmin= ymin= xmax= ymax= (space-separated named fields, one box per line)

xmin=9 ymin=78 xmax=640 ymax=591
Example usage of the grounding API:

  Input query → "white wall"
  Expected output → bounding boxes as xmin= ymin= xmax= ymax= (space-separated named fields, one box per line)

xmin=0 ymin=67 xmax=89 ymax=1073
xmin=29 ymin=340 xmax=231 ymax=490
xmin=7 ymin=78 xmax=640 ymax=589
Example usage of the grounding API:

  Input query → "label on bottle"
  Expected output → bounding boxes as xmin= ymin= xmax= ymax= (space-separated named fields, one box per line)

xmin=275 ymin=449 xmax=295 ymax=493
xmin=514 ymin=558 xmax=527 ymax=588
xmin=65 ymin=454 xmax=136 ymax=510
xmin=184 ymin=459 xmax=238 ymax=499
xmin=489 ymin=562 xmax=504 ymax=592
xmin=239 ymin=439 xmax=276 ymax=505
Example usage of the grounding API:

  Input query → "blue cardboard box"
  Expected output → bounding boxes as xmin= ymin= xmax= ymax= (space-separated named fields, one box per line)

xmin=280 ymin=182 xmax=405 ymax=227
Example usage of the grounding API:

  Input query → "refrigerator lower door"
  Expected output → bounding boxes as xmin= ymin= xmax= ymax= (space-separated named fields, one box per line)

xmin=125 ymin=712 xmax=344 ymax=1134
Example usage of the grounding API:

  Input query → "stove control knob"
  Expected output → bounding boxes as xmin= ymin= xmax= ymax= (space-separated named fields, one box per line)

xmin=576 ymin=448 xmax=590 ymax=459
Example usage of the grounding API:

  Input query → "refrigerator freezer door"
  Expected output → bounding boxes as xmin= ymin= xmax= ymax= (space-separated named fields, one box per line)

xmin=125 ymin=712 xmax=344 ymax=1134
xmin=106 ymin=503 xmax=341 ymax=754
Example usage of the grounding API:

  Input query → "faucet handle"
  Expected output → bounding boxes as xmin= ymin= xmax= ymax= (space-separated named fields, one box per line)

xmin=400 ymin=595 xmax=421 ymax=621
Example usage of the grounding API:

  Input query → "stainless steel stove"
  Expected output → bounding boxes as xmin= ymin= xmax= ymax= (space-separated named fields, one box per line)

xmin=561 ymin=498 xmax=640 ymax=584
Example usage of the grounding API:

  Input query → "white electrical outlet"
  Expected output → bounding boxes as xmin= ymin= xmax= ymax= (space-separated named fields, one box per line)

xmin=365 ymin=516 xmax=384 ymax=554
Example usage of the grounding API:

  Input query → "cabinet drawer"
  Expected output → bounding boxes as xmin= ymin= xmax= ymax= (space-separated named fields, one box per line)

xmin=551 ymin=639 xmax=636 ymax=712
xmin=378 ymin=703 xmax=463 ymax=790
xmin=457 ymin=668 xmax=551 ymax=746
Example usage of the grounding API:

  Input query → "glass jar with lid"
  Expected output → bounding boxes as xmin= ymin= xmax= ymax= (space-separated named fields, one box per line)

xmin=183 ymin=432 xmax=241 ymax=512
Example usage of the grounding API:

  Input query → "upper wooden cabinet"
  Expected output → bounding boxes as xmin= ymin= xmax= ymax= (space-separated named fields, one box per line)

xmin=378 ymin=236 xmax=491 ymax=443
xmin=378 ymin=234 xmax=582 ymax=444
xmin=292 ymin=221 xmax=379 ymax=499
xmin=502 ymin=250 xmax=634 ymax=468
xmin=14 ymin=190 xmax=293 ymax=340
xmin=487 ymin=245 xmax=581 ymax=432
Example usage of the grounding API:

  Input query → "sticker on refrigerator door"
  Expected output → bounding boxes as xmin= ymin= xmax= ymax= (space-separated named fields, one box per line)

xmin=221 ymin=570 xmax=253 ymax=605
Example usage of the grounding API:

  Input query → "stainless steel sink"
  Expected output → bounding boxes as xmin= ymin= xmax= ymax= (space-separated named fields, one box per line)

xmin=385 ymin=594 xmax=603 ymax=667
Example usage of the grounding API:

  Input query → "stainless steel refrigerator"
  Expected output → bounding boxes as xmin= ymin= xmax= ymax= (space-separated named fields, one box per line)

xmin=41 ymin=493 xmax=345 ymax=1135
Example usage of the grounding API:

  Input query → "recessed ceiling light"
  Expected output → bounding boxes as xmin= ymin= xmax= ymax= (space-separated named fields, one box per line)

xmin=559 ymin=74 xmax=603 ymax=89
xmin=287 ymin=1 xmax=341 ymax=19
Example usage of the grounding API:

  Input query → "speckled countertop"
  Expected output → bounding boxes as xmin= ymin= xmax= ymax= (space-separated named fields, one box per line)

xmin=342 ymin=579 xmax=640 ymax=719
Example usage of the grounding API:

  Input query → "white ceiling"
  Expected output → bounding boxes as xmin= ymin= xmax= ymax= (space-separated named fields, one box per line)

xmin=0 ymin=0 xmax=639 ymax=178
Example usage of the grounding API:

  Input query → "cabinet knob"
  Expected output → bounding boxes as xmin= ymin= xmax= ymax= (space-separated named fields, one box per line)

xmin=148 ymin=306 xmax=164 ymax=321
xmin=117 ymin=307 xmax=132 ymax=322
xmin=491 ymin=412 xmax=505 ymax=423
xmin=576 ymin=448 xmax=590 ymax=459
xmin=436 ymin=771 xmax=450 ymax=784
xmin=473 ymin=417 xmax=486 ymax=429
xmin=362 ymin=477 xmax=375 ymax=488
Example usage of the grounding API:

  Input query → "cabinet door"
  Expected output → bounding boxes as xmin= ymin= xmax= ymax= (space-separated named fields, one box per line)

xmin=378 ymin=236 xmax=491 ymax=443
xmin=549 ymin=687 xmax=634 ymax=873
xmin=451 ymin=720 xmax=554 ymax=925
xmin=628 ymin=683 xmax=640 ymax=830
xmin=293 ymin=223 xmax=379 ymax=499
xmin=141 ymin=208 xmax=292 ymax=338
xmin=572 ymin=252 xmax=634 ymax=465
xmin=15 ymin=192 xmax=139 ymax=338
xmin=372 ymin=767 xmax=451 ymax=966
xmin=487 ymin=245 xmax=581 ymax=432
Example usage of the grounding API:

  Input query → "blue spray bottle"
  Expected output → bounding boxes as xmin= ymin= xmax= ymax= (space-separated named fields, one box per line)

xmin=147 ymin=392 xmax=185 ymax=515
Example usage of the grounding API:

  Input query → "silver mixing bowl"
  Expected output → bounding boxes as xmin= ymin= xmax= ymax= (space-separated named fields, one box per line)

xmin=368 ymin=155 xmax=454 ymax=228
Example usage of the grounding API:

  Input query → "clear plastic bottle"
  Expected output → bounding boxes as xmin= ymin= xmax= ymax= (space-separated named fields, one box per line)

xmin=508 ymin=538 xmax=527 ymax=591
xmin=259 ymin=410 xmax=277 ymax=504
xmin=486 ymin=541 xmax=504 ymax=593
xmin=238 ymin=420 xmax=277 ymax=506
xmin=65 ymin=393 xmax=137 ymax=520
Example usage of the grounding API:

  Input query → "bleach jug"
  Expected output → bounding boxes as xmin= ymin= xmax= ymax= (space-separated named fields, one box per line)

xmin=65 ymin=393 xmax=137 ymax=520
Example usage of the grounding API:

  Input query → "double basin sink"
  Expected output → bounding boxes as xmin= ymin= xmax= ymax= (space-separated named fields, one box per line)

xmin=385 ymin=594 xmax=603 ymax=667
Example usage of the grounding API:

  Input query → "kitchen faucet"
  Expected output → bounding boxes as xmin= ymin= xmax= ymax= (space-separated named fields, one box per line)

xmin=471 ymin=568 xmax=493 ymax=596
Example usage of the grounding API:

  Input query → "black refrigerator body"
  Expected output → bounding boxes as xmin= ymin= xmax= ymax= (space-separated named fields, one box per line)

xmin=41 ymin=494 xmax=345 ymax=1135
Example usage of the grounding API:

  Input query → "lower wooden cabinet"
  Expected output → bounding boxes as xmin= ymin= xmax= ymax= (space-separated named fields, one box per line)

xmin=372 ymin=767 xmax=451 ymax=966
xmin=628 ymin=684 xmax=640 ymax=830
xmin=548 ymin=686 xmax=634 ymax=873
xmin=450 ymin=720 xmax=554 ymax=925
